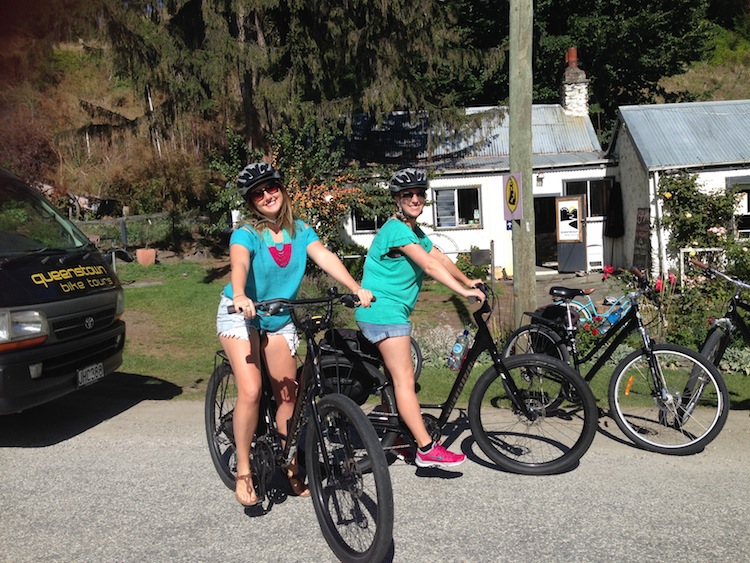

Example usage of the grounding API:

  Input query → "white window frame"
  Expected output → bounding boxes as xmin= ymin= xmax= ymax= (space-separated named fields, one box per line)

xmin=432 ymin=185 xmax=482 ymax=229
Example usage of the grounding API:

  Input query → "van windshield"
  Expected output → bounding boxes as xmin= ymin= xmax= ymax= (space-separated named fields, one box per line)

xmin=0 ymin=184 xmax=91 ymax=257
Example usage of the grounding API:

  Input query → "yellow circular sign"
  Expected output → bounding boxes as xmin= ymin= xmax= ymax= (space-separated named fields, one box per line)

xmin=506 ymin=176 xmax=519 ymax=213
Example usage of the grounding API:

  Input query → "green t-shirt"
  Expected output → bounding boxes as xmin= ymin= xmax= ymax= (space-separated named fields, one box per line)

xmin=355 ymin=218 xmax=433 ymax=325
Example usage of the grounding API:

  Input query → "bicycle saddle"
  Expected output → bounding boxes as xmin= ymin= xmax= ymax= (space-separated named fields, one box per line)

xmin=548 ymin=286 xmax=596 ymax=299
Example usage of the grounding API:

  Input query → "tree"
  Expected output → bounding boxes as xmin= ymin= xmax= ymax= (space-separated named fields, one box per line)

xmin=460 ymin=0 xmax=711 ymax=143
xmin=101 ymin=0 xmax=504 ymax=156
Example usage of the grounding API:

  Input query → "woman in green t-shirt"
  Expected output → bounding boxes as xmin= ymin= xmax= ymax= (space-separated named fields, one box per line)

xmin=355 ymin=168 xmax=485 ymax=469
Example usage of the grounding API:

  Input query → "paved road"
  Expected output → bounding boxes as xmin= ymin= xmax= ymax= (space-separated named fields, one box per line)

xmin=2 ymin=376 xmax=750 ymax=563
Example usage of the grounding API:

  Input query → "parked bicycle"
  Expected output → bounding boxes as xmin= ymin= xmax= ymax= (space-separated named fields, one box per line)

xmin=503 ymin=269 xmax=729 ymax=456
xmin=318 ymin=282 xmax=599 ymax=476
xmin=690 ymin=257 xmax=750 ymax=368
xmin=204 ymin=289 xmax=393 ymax=563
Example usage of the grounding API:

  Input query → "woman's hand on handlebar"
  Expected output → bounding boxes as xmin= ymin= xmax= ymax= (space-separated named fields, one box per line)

xmin=232 ymin=294 xmax=256 ymax=319
xmin=465 ymin=286 xmax=486 ymax=304
xmin=354 ymin=287 xmax=373 ymax=308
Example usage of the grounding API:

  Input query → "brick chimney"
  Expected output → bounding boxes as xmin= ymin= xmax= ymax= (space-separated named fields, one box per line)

xmin=562 ymin=47 xmax=589 ymax=116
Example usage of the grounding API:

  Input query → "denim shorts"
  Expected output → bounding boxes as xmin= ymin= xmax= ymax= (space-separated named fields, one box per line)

xmin=216 ymin=293 xmax=299 ymax=355
xmin=357 ymin=321 xmax=411 ymax=344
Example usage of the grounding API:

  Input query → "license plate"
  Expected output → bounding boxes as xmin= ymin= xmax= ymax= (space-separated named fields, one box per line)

xmin=77 ymin=362 xmax=105 ymax=387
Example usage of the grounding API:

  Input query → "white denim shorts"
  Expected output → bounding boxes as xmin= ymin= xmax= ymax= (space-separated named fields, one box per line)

xmin=216 ymin=293 xmax=299 ymax=355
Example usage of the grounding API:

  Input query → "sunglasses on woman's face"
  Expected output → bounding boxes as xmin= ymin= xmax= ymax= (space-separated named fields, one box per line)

xmin=399 ymin=190 xmax=427 ymax=200
xmin=248 ymin=183 xmax=281 ymax=202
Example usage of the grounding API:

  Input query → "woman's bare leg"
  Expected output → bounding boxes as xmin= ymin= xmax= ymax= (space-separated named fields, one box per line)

xmin=376 ymin=335 xmax=432 ymax=448
xmin=264 ymin=334 xmax=309 ymax=496
xmin=220 ymin=329 xmax=262 ymax=506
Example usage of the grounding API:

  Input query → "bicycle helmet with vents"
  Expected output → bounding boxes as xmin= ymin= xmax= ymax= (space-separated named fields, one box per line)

xmin=388 ymin=168 xmax=428 ymax=194
xmin=237 ymin=162 xmax=282 ymax=197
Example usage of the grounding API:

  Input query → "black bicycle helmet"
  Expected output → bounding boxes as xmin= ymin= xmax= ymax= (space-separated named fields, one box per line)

xmin=237 ymin=162 xmax=282 ymax=197
xmin=389 ymin=168 xmax=428 ymax=194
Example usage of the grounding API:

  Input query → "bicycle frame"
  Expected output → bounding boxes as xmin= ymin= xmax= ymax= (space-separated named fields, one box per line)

xmin=565 ymin=292 xmax=631 ymax=320
xmin=528 ymin=286 xmax=655 ymax=384
xmin=694 ymin=259 xmax=750 ymax=364
xmin=371 ymin=285 xmax=532 ymax=436
xmin=222 ymin=293 xmax=362 ymax=478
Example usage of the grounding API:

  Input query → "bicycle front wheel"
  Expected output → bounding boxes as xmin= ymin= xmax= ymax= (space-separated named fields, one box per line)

xmin=468 ymin=354 xmax=598 ymax=475
xmin=204 ymin=360 xmax=238 ymax=489
xmin=608 ymin=343 xmax=729 ymax=455
xmin=319 ymin=355 xmax=400 ymax=469
xmin=306 ymin=393 xmax=394 ymax=563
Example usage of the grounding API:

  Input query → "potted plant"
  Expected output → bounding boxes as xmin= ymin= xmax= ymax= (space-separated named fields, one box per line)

xmin=135 ymin=219 xmax=156 ymax=266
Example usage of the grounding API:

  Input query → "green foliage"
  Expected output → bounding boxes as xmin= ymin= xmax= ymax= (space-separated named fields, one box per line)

xmin=455 ymin=247 xmax=490 ymax=280
xmin=708 ymin=21 xmax=750 ymax=66
xmin=658 ymin=171 xmax=737 ymax=257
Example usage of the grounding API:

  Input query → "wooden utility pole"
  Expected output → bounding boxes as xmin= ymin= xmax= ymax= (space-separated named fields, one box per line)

xmin=509 ymin=0 xmax=537 ymax=326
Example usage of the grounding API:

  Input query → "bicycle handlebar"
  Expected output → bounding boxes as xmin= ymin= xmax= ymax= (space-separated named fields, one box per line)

xmin=227 ymin=287 xmax=372 ymax=316
xmin=690 ymin=257 xmax=750 ymax=291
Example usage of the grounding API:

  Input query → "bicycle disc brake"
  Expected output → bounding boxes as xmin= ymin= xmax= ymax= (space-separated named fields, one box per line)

xmin=250 ymin=438 xmax=276 ymax=501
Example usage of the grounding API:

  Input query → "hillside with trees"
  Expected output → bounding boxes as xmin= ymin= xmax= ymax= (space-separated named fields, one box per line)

xmin=1 ymin=0 xmax=750 ymax=251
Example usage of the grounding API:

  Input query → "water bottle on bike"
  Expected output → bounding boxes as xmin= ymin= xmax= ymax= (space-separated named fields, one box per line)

xmin=447 ymin=329 xmax=471 ymax=370
xmin=598 ymin=306 xmax=624 ymax=334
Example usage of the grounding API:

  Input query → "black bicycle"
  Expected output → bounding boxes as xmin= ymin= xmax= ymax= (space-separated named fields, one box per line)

xmin=691 ymin=257 xmax=750 ymax=368
xmin=318 ymin=282 xmax=598 ymax=476
xmin=503 ymin=269 xmax=729 ymax=456
xmin=205 ymin=289 xmax=393 ymax=563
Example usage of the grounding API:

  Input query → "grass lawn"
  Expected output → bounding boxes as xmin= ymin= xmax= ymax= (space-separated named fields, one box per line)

xmin=116 ymin=260 xmax=750 ymax=410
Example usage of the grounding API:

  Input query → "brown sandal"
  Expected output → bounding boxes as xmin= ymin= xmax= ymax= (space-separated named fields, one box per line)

xmin=287 ymin=473 xmax=310 ymax=497
xmin=235 ymin=474 xmax=260 ymax=507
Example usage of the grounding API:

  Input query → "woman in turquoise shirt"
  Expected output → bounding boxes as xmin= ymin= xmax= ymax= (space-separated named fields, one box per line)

xmin=217 ymin=162 xmax=372 ymax=507
xmin=355 ymin=168 xmax=485 ymax=469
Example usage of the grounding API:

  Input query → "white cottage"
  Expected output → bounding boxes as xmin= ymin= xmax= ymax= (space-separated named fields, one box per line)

xmin=606 ymin=99 xmax=750 ymax=276
xmin=344 ymin=50 xmax=615 ymax=276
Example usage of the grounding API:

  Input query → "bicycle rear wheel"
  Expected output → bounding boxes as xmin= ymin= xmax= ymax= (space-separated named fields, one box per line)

xmin=306 ymin=393 xmax=394 ymax=563
xmin=204 ymin=360 xmax=238 ymax=489
xmin=468 ymin=354 xmax=597 ymax=475
xmin=608 ymin=343 xmax=729 ymax=455
xmin=410 ymin=336 xmax=423 ymax=381
xmin=502 ymin=324 xmax=571 ymax=364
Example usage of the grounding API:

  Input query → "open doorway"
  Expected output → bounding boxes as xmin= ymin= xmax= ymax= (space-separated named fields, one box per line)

xmin=534 ymin=196 xmax=557 ymax=267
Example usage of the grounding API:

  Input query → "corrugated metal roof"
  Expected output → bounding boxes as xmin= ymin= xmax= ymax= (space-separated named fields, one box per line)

xmin=432 ymin=104 xmax=606 ymax=173
xmin=617 ymin=100 xmax=750 ymax=171
xmin=343 ymin=105 xmax=606 ymax=172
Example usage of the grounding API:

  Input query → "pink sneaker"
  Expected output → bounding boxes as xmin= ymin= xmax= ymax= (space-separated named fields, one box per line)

xmin=415 ymin=441 xmax=465 ymax=468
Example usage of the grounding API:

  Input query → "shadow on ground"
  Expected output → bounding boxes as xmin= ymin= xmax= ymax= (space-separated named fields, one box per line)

xmin=0 ymin=372 xmax=181 ymax=448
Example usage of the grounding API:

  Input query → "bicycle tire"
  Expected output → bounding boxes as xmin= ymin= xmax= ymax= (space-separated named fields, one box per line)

xmin=306 ymin=394 xmax=394 ymax=563
xmin=502 ymin=323 xmax=571 ymax=364
xmin=318 ymin=355 xmax=400 ymax=470
xmin=699 ymin=325 xmax=731 ymax=369
xmin=608 ymin=343 xmax=729 ymax=455
xmin=410 ymin=336 xmax=423 ymax=381
xmin=204 ymin=361 xmax=239 ymax=489
xmin=468 ymin=354 xmax=598 ymax=475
